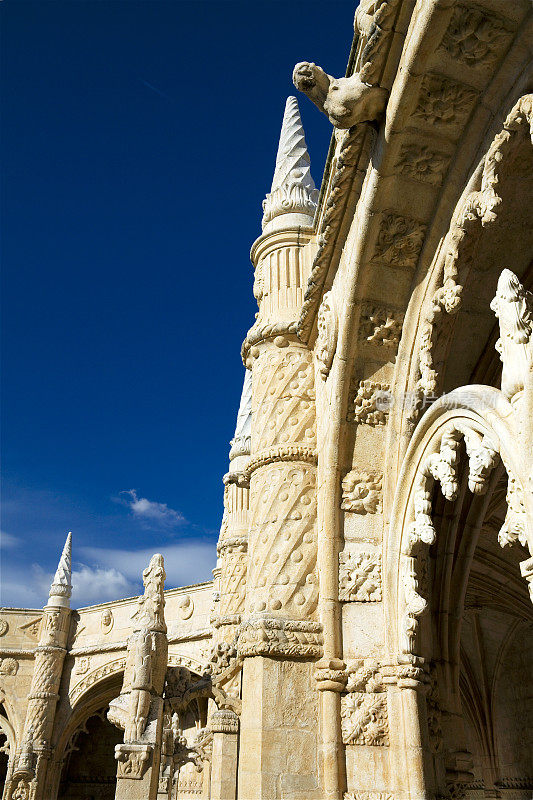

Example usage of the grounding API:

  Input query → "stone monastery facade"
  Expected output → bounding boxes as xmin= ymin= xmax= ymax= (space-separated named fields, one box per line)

xmin=1 ymin=1 xmax=532 ymax=798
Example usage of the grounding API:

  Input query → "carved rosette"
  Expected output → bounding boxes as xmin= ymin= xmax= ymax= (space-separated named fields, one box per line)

xmin=341 ymin=470 xmax=382 ymax=514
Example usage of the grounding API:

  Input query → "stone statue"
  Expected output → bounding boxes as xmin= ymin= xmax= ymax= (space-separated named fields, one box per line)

xmin=490 ymin=268 xmax=533 ymax=401
xmin=292 ymin=62 xmax=388 ymax=128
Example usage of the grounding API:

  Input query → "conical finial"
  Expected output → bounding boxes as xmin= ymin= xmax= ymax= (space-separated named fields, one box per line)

xmin=47 ymin=532 xmax=72 ymax=608
xmin=229 ymin=369 xmax=252 ymax=462
xmin=262 ymin=96 xmax=318 ymax=232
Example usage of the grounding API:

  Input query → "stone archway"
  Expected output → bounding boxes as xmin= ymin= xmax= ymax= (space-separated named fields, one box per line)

xmin=57 ymin=706 xmax=122 ymax=800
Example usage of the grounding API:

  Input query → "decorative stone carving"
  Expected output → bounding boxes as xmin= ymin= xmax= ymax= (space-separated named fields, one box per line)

xmin=316 ymin=290 xmax=338 ymax=378
xmin=262 ymin=97 xmax=318 ymax=230
xmin=238 ymin=618 xmax=323 ymax=659
xmin=341 ymin=471 xmax=382 ymax=514
xmin=115 ymin=743 xmax=151 ymax=779
xmin=499 ymin=472 xmax=528 ymax=549
xmin=490 ymin=268 xmax=533 ymax=402
xmin=177 ymin=594 xmax=194 ymax=620
xmin=18 ymin=617 xmax=42 ymax=640
xmin=439 ymin=5 xmax=513 ymax=68
xmin=210 ymin=708 xmax=239 ymax=734
xmin=293 ymin=62 xmax=388 ymax=129
xmin=341 ymin=700 xmax=387 ymax=744
xmin=415 ymin=96 xmax=533 ymax=403
xmin=108 ymin=554 xmax=168 ymax=744
xmin=10 ymin=778 xmax=30 ymax=800
xmin=70 ymin=658 xmax=127 ymax=704
xmin=396 ymin=143 xmax=450 ymax=186
xmin=101 ymin=608 xmax=114 ymax=634
xmin=298 ymin=125 xmax=368 ymax=342
xmin=339 ymin=552 xmax=382 ymax=602
xmin=371 ymin=212 xmax=426 ymax=270
xmin=348 ymin=380 xmax=391 ymax=425
xmin=0 ymin=658 xmax=19 ymax=676
xmin=413 ymin=75 xmax=478 ymax=132
xmin=359 ymin=303 xmax=403 ymax=346
xmin=344 ymin=794 xmax=393 ymax=800
xmin=74 ymin=656 xmax=90 ymax=675
xmin=0 ymin=619 xmax=8 ymax=636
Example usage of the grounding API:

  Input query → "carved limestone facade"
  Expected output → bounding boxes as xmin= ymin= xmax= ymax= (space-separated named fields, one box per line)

xmin=1 ymin=2 xmax=533 ymax=799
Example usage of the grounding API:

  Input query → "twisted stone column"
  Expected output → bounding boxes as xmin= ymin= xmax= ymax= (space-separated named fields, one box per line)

xmin=6 ymin=534 xmax=72 ymax=800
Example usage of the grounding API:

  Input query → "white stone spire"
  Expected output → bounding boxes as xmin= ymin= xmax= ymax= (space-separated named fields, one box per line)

xmin=229 ymin=368 xmax=252 ymax=462
xmin=47 ymin=532 xmax=72 ymax=608
xmin=262 ymin=96 xmax=318 ymax=233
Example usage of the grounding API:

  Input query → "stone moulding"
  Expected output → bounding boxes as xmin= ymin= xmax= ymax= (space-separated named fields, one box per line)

xmin=297 ymin=125 xmax=370 ymax=343
xmin=244 ymin=445 xmax=318 ymax=479
xmin=237 ymin=617 xmax=323 ymax=659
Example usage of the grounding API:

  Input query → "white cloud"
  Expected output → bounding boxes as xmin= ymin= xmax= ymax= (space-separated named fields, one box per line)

xmin=80 ymin=540 xmax=215 ymax=591
xmin=0 ymin=562 xmax=136 ymax=609
xmin=0 ymin=531 xmax=20 ymax=549
xmin=119 ymin=490 xmax=185 ymax=528
xmin=72 ymin=565 xmax=134 ymax=607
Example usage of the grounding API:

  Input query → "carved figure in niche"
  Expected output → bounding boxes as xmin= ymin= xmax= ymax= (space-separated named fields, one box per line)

xmin=293 ymin=62 xmax=388 ymax=128
xmin=101 ymin=608 xmax=114 ymax=633
xmin=11 ymin=779 xmax=30 ymax=800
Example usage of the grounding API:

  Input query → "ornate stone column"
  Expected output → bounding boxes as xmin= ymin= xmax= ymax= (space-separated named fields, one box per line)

xmin=108 ymin=554 xmax=168 ymax=800
xmin=237 ymin=96 xmax=322 ymax=799
xmin=6 ymin=534 xmax=72 ymax=800
xmin=214 ymin=369 xmax=251 ymax=645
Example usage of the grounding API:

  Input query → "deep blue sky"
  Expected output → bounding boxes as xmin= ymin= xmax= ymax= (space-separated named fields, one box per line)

xmin=1 ymin=0 xmax=354 ymax=607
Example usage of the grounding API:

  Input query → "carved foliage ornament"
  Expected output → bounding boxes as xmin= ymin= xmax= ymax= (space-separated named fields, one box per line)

xmin=339 ymin=551 xmax=382 ymax=602
xmin=359 ymin=303 xmax=403 ymax=347
xmin=348 ymin=380 xmax=391 ymax=425
xmin=316 ymin=290 xmax=338 ymax=379
xmin=396 ymin=143 xmax=450 ymax=186
xmin=415 ymin=94 xmax=533 ymax=404
xmin=413 ymin=75 xmax=478 ymax=132
xmin=371 ymin=213 xmax=426 ymax=270
xmin=341 ymin=662 xmax=388 ymax=746
xmin=439 ymin=5 xmax=513 ymax=69
xmin=341 ymin=471 xmax=382 ymax=514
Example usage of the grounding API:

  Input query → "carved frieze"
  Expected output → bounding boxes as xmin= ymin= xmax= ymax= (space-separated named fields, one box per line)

xmin=345 ymin=794 xmax=393 ymax=800
xmin=412 ymin=75 xmax=478 ymax=132
xmin=396 ymin=143 xmax=450 ymax=186
xmin=371 ymin=212 xmax=426 ymax=270
xmin=339 ymin=552 xmax=382 ymax=602
xmin=439 ymin=5 xmax=513 ymax=69
xmin=238 ymin=618 xmax=323 ymax=659
xmin=348 ymin=380 xmax=391 ymax=425
xmin=341 ymin=471 xmax=382 ymax=514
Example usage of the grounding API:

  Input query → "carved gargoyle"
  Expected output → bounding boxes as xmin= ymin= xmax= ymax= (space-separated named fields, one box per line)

xmin=293 ymin=62 xmax=388 ymax=128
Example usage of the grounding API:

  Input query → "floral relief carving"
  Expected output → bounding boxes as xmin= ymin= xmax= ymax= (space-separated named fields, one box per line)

xmin=344 ymin=794 xmax=393 ymax=800
xmin=316 ymin=291 xmax=338 ymax=378
xmin=359 ymin=303 xmax=403 ymax=346
xmin=412 ymin=75 xmax=478 ymax=132
xmin=339 ymin=551 xmax=382 ymax=602
xmin=348 ymin=380 xmax=391 ymax=425
xmin=341 ymin=471 xmax=382 ymax=514
xmin=396 ymin=143 xmax=450 ymax=186
xmin=439 ymin=6 xmax=513 ymax=68
xmin=341 ymin=680 xmax=388 ymax=746
xmin=371 ymin=213 xmax=426 ymax=270
xmin=0 ymin=619 xmax=8 ymax=637
xmin=499 ymin=472 xmax=528 ymax=549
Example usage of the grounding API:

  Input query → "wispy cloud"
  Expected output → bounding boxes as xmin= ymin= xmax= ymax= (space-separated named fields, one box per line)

xmin=119 ymin=489 xmax=185 ymax=529
xmin=141 ymin=79 xmax=173 ymax=102
xmin=0 ymin=531 xmax=20 ymax=549
xmin=80 ymin=540 xmax=215 ymax=591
